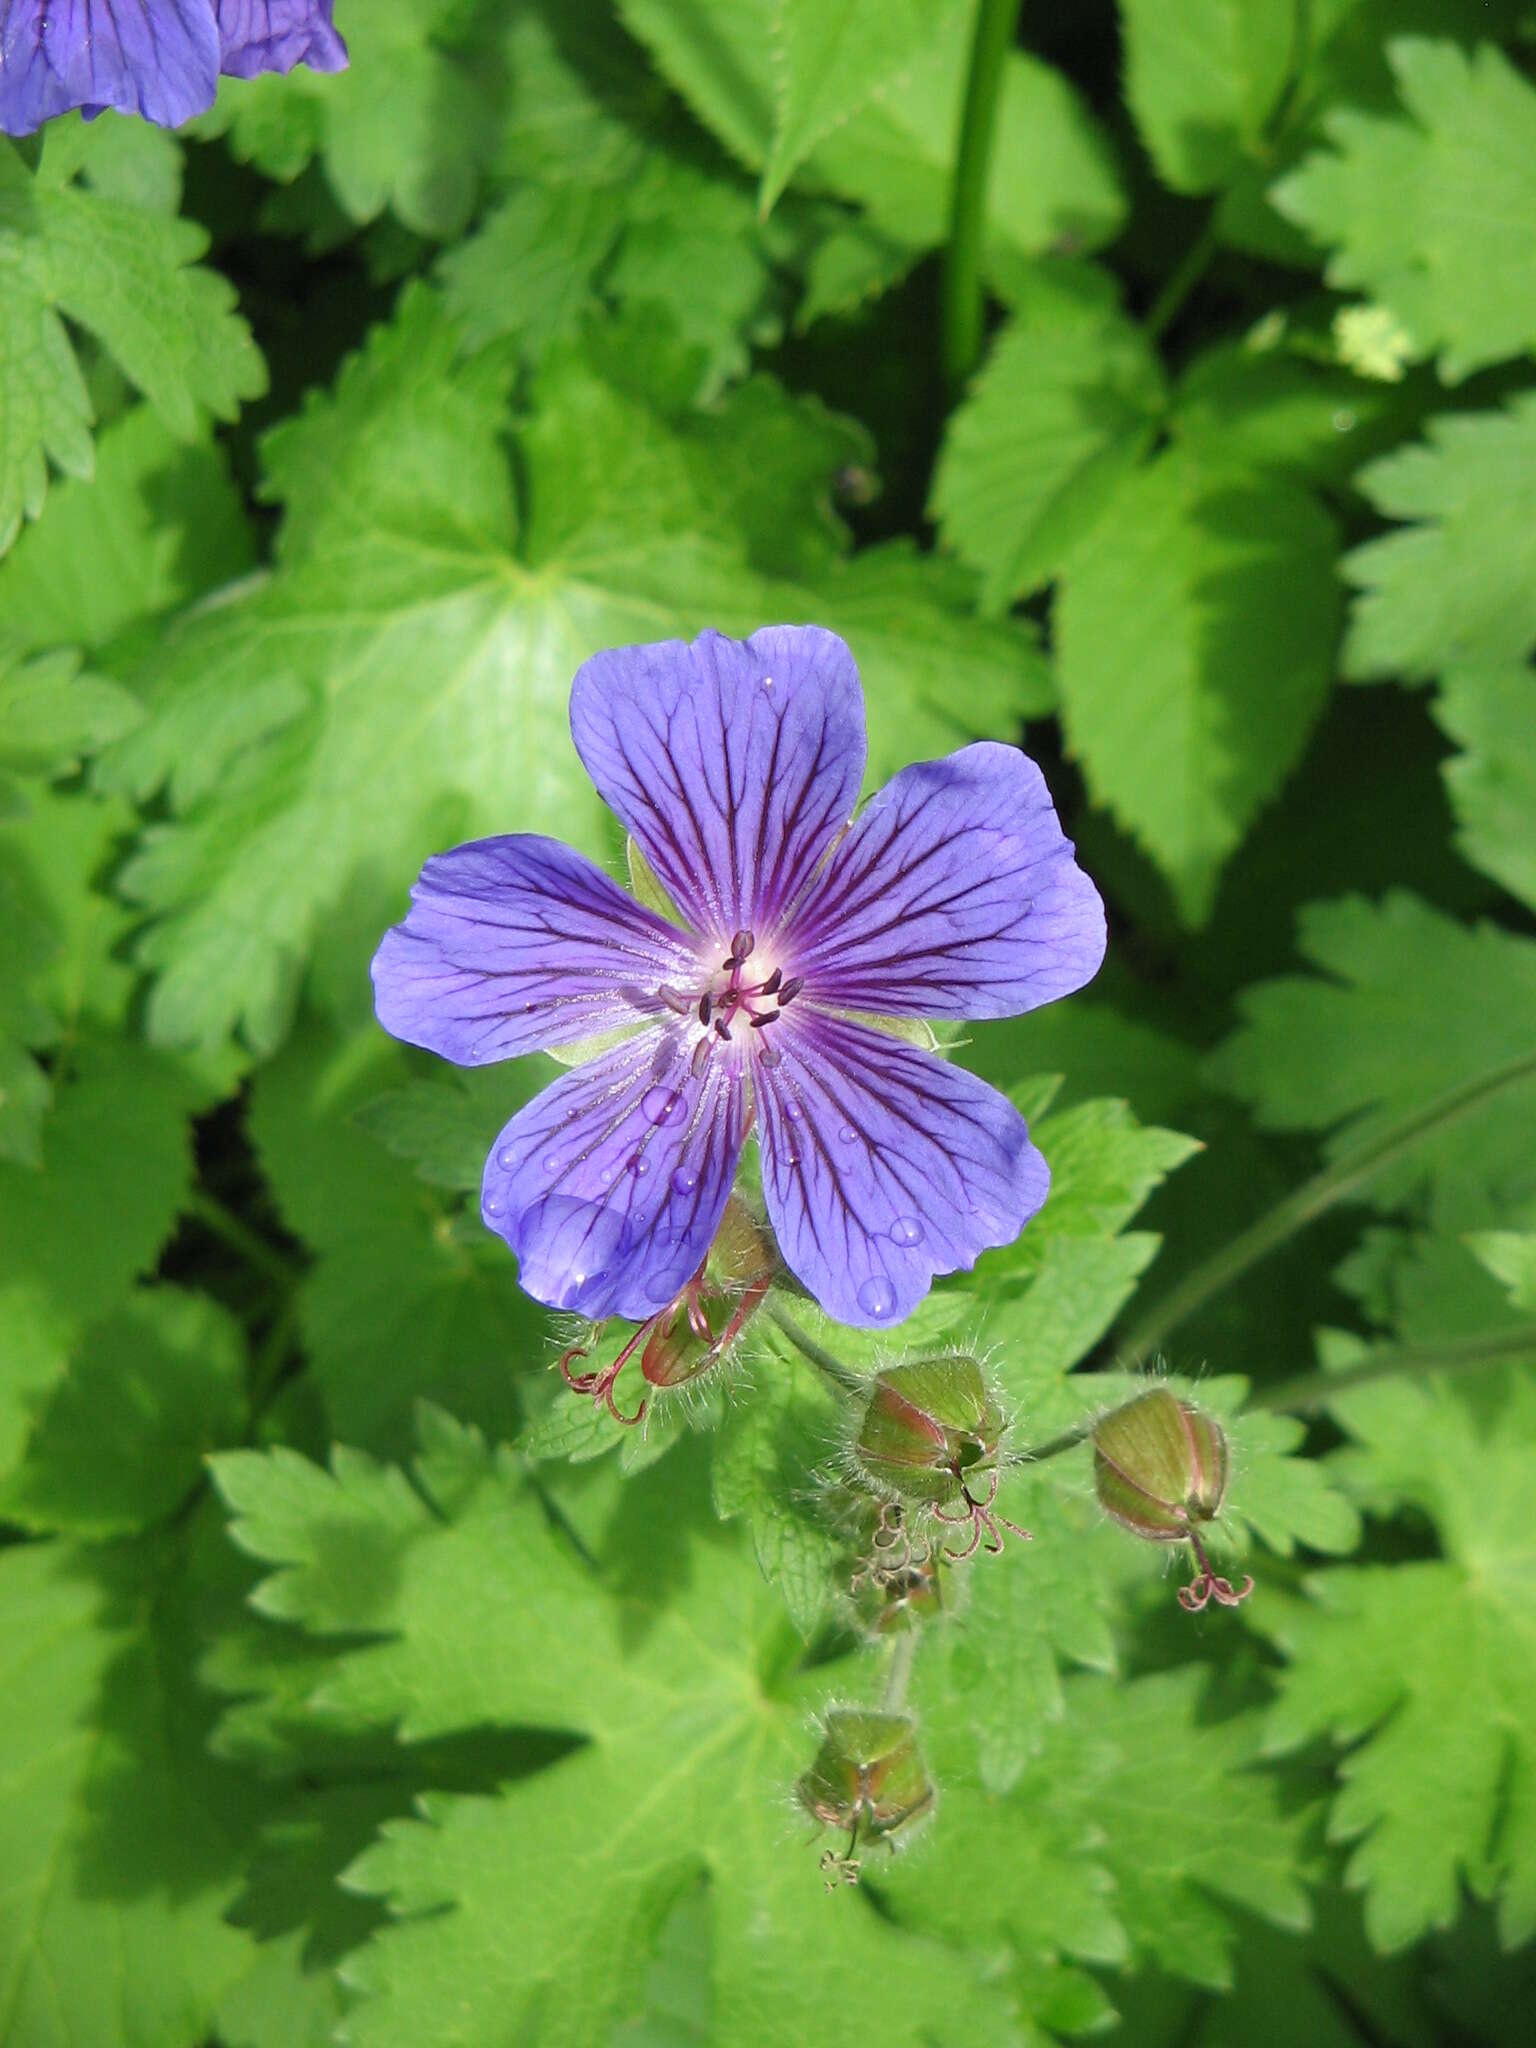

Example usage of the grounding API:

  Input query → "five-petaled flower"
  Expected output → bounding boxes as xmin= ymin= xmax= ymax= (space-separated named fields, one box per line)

xmin=371 ymin=628 xmax=1106 ymax=1329
xmin=0 ymin=2 xmax=346 ymax=135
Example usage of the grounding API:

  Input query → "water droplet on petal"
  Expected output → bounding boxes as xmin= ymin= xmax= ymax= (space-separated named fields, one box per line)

xmin=889 ymin=1216 xmax=923 ymax=1247
xmin=498 ymin=1145 xmax=518 ymax=1168
xmin=858 ymin=1275 xmax=896 ymax=1319
xmin=671 ymin=1165 xmax=699 ymax=1195
xmin=634 ymin=1154 xmax=651 ymax=1177
xmin=786 ymin=1099 xmax=803 ymax=1122
xmin=838 ymin=1124 xmax=858 ymax=1145
xmin=484 ymin=1195 xmax=503 ymax=1216
xmin=538 ymin=1150 xmax=561 ymax=1173
xmin=643 ymin=1269 xmax=678 ymax=1304
xmin=642 ymin=1085 xmax=689 ymax=1128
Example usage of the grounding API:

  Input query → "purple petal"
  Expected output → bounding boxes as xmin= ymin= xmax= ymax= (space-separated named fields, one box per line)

xmin=756 ymin=1012 xmax=1049 ymax=1327
xmin=482 ymin=1027 xmax=748 ymax=1320
xmin=568 ymin=626 xmax=866 ymax=943
xmin=371 ymin=834 xmax=705 ymax=1066
xmin=1 ymin=1 xmax=220 ymax=133
xmin=788 ymin=741 xmax=1106 ymax=1019
xmin=215 ymin=0 xmax=345 ymax=78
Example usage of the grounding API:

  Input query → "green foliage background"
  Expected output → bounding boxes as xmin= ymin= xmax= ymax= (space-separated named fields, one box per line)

xmin=2 ymin=2 xmax=1535 ymax=2043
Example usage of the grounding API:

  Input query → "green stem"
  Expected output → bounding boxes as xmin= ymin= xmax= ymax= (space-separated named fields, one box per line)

xmin=1018 ymin=1421 xmax=1093 ymax=1464
xmin=1144 ymin=213 xmax=1219 ymax=343
xmin=249 ymin=1303 xmax=301 ymax=1415
xmin=767 ymin=1303 xmax=865 ymax=1397
xmin=1119 ymin=1047 xmax=1536 ymax=1363
xmin=185 ymin=1188 xmax=299 ymax=1296
xmin=1254 ymin=1323 xmax=1536 ymax=1415
xmin=882 ymin=1630 xmax=918 ymax=1713
xmin=940 ymin=0 xmax=1023 ymax=387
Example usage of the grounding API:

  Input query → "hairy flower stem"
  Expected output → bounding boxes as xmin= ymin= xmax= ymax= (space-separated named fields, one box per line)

xmin=882 ymin=1631 xmax=918 ymax=1713
xmin=1019 ymin=1422 xmax=1094 ymax=1464
xmin=767 ymin=1302 xmax=867 ymax=1396
xmin=940 ymin=0 xmax=1024 ymax=388
xmin=1253 ymin=1323 xmax=1536 ymax=1415
xmin=1119 ymin=1046 xmax=1536 ymax=1362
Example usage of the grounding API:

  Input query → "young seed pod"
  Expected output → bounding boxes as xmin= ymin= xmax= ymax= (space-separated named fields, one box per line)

xmin=849 ymin=1356 xmax=1029 ymax=1560
xmin=797 ymin=1708 xmax=934 ymax=1886
xmin=559 ymin=1195 xmax=775 ymax=1423
xmin=639 ymin=1197 xmax=775 ymax=1393
xmin=1091 ymin=1388 xmax=1253 ymax=1611
xmin=852 ymin=1356 xmax=1004 ymax=1508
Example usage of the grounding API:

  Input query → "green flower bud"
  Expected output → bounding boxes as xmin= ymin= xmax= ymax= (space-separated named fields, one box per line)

xmin=1092 ymin=1388 xmax=1253 ymax=1612
xmin=849 ymin=1355 xmax=1028 ymax=1560
xmin=797 ymin=1708 xmax=934 ymax=1886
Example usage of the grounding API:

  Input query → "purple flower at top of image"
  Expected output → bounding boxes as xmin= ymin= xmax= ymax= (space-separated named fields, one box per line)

xmin=0 ymin=2 xmax=346 ymax=136
xmin=372 ymin=628 xmax=1108 ymax=1330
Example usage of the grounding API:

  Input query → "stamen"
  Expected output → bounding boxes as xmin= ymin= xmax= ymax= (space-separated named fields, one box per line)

xmin=713 ymin=1017 xmax=733 ymax=1041
xmin=730 ymin=928 xmax=755 ymax=962
xmin=778 ymin=976 xmax=803 ymax=1005
xmin=691 ymin=1036 xmax=712 ymax=1077
xmin=759 ymin=1045 xmax=782 ymax=1068
xmin=658 ymin=984 xmax=691 ymax=1014
xmin=698 ymin=993 xmax=712 ymax=1025
xmin=759 ymin=967 xmax=783 ymax=996
xmin=748 ymin=1011 xmax=779 ymax=1029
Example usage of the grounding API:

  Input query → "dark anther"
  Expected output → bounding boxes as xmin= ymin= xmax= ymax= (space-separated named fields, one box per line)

xmin=730 ymin=928 xmax=755 ymax=961
xmin=691 ymin=1036 xmax=712 ymax=1077
xmin=658 ymin=984 xmax=690 ymax=1014
xmin=759 ymin=967 xmax=783 ymax=996
xmin=759 ymin=1045 xmax=782 ymax=1068
xmin=749 ymin=1011 xmax=780 ymax=1029
xmin=778 ymin=976 xmax=804 ymax=1004
xmin=713 ymin=1017 xmax=733 ymax=1041
xmin=698 ymin=993 xmax=712 ymax=1025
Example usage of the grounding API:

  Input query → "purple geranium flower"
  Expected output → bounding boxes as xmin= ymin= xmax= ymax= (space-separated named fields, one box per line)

xmin=372 ymin=628 xmax=1107 ymax=1329
xmin=0 ymin=2 xmax=345 ymax=135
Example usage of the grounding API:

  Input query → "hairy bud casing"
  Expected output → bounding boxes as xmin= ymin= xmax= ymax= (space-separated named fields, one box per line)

xmin=1092 ymin=1388 xmax=1252 ymax=1611
xmin=797 ymin=1709 xmax=934 ymax=1883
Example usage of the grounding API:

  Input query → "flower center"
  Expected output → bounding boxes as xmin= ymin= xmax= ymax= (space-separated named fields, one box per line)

xmin=655 ymin=929 xmax=803 ymax=1075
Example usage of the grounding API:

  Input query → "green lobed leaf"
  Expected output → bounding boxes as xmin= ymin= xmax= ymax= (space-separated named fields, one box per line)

xmin=1054 ymin=438 xmax=1342 ymax=922
xmin=0 ymin=403 xmax=253 ymax=659
xmin=1208 ymin=891 xmax=1536 ymax=1231
xmin=1343 ymin=397 xmax=1536 ymax=686
xmin=0 ymin=121 xmax=264 ymax=555
xmin=194 ymin=0 xmax=502 ymax=238
xmin=758 ymin=0 xmax=966 ymax=215
xmin=1433 ymin=664 xmax=1536 ymax=916
xmin=249 ymin=1008 xmax=541 ymax=1456
xmin=0 ymin=1286 xmax=247 ymax=1538
xmin=1120 ymin=0 xmax=1296 ymax=195
xmin=800 ymin=1 xmax=1125 ymax=269
xmin=980 ymin=1095 xmax=1202 ymax=1402
xmin=101 ymin=289 xmax=1051 ymax=1055
xmin=930 ymin=261 xmax=1166 ymax=611
xmin=0 ymin=1521 xmax=274 ymax=2048
xmin=1272 ymin=38 xmax=1536 ymax=382
xmin=904 ymin=1658 xmax=1314 ymax=1991
xmin=709 ymin=1352 xmax=846 ymax=1637
xmin=1260 ymin=1360 xmax=1536 ymax=1950
xmin=211 ymin=1427 xmax=1019 ymax=2048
